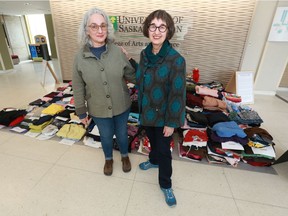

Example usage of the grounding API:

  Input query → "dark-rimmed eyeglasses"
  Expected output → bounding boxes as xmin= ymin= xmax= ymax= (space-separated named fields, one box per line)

xmin=148 ymin=24 xmax=167 ymax=33
xmin=88 ymin=23 xmax=108 ymax=32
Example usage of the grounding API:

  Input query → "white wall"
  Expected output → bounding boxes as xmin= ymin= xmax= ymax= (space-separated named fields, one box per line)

xmin=241 ymin=0 xmax=288 ymax=95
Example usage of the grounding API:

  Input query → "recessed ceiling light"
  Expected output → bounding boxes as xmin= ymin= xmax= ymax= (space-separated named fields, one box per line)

xmin=24 ymin=3 xmax=31 ymax=6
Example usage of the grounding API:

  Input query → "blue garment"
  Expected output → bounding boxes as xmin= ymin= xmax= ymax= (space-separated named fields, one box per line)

xmin=91 ymin=108 xmax=130 ymax=160
xmin=212 ymin=121 xmax=247 ymax=138
xmin=89 ymin=45 xmax=106 ymax=59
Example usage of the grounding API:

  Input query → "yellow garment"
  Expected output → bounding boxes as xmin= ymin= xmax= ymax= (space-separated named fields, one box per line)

xmin=248 ymin=140 xmax=266 ymax=148
xmin=70 ymin=112 xmax=81 ymax=121
xmin=29 ymin=119 xmax=53 ymax=133
xmin=56 ymin=124 xmax=86 ymax=140
xmin=42 ymin=103 xmax=65 ymax=115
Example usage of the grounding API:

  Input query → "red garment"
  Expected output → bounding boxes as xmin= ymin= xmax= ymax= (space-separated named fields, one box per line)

xmin=142 ymin=135 xmax=175 ymax=153
xmin=183 ymin=129 xmax=208 ymax=147
xmin=186 ymin=92 xmax=203 ymax=107
xmin=9 ymin=115 xmax=25 ymax=127
xmin=179 ymin=142 xmax=204 ymax=161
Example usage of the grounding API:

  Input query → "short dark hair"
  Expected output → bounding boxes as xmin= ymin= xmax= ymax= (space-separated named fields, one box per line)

xmin=143 ymin=10 xmax=175 ymax=40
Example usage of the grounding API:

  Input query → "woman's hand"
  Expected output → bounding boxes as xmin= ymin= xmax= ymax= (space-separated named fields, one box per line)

xmin=80 ymin=116 xmax=90 ymax=128
xmin=163 ymin=126 xmax=174 ymax=137
xmin=120 ymin=46 xmax=130 ymax=59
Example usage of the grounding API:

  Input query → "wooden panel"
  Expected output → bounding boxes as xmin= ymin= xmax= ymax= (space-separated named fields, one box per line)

xmin=50 ymin=0 xmax=256 ymax=84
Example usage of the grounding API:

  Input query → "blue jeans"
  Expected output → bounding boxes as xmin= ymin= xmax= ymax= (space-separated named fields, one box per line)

xmin=92 ymin=109 xmax=130 ymax=160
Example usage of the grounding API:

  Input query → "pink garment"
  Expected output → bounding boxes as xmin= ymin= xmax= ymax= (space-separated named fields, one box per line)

xmin=196 ymin=85 xmax=219 ymax=98
xmin=202 ymin=96 xmax=227 ymax=112
xmin=41 ymin=97 xmax=52 ymax=102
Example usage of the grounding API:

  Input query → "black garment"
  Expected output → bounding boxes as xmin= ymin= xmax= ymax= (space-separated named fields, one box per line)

xmin=49 ymin=97 xmax=63 ymax=103
xmin=144 ymin=126 xmax=172 ymax=189
xmin=51 ymin=118 xmax=68 ymax=129
xmin=32 ymin=115 xmax=53 ymax=125
xmin=0 ymin=109 xmax=27 ymax=126
xmin=206 ymin=112 xmax=230 ymax=127
xmin=29 ymin=98 xmax=46 ymax=106
xmin=56 ymin=109 xmax=75 ymax=118
xmin=186 ymin=110 xmax=208 ymax=126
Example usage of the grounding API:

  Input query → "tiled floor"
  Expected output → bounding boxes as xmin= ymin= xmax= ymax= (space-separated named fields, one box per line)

xmin=1 ymin=60 xmax=288 ymax=216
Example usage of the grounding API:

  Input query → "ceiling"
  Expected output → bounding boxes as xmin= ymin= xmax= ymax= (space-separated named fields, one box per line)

xmin=0 ymin=1 xmax=51 ymax=16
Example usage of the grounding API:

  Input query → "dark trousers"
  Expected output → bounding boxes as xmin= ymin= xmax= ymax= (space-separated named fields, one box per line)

xmin=144 ymin=126 xmax=172 ymax=189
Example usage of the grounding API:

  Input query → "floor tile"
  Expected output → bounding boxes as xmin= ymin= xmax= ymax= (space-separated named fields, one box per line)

xmin=0 ymin=153 xmax=53 ymax=215
xmin=57 ymin=144 xmax=140 ymax=180
xmin=126 ymin=181 xmax=239 ymax=216
xmin=134 ymin=157 xmax=161 ymax=186
xmin=273 ymin=161 xmax=288 ymax=180
xmin=11 ymin=165 xmax=133 ymax=216
xmin=225 ymin=168 xmax=288 ymax=208
xmin=236 ymin=200 xmax=288 ymax=216
xmin=276 ymin=88 xmax=288 ymax=103
xmin=0 ymin=60 xmax=61 ymax=110
xmin=0 ymin=129 xmax=15 ymax=144
xmin=172 ymin=159 xmax=233 ymax=197
xmin=0 ymin=133 xmax=70 ymax=163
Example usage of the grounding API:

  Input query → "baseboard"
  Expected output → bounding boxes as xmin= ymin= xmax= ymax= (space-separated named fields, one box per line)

xmin=254 ymin=90 xmax=276 ymax=96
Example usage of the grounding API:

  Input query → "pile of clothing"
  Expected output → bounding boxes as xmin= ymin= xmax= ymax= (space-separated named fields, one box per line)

xmin=177 ymin=77 xmax=275 ymax=167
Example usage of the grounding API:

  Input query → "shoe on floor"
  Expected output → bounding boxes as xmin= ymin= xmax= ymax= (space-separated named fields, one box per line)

xmin=104 ymin=159 xmax=113 ymax=176
xmin=121 ymin=156 xmax=131 ymax=173
xmin=160 ymin=187 xmax=177 ymax=207
xmin=139 ymin=160 xmax=159 ymax=170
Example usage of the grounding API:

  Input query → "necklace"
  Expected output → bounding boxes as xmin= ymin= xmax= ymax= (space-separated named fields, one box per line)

xmin=152 ymin=48 xmax=160 ymax=55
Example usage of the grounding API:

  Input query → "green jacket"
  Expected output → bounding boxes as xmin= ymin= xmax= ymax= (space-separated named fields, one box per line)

xmin=72 ymin=43 xmax=135 ymax=118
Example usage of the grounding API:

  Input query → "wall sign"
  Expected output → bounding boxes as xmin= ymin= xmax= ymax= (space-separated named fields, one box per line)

xmin=226 ymin=71 xmax=254 ymax=104
xmin=236 ymin=71 xmax=254 ymax=104
xmin=268 ymin=7 xmax=288 ymax=42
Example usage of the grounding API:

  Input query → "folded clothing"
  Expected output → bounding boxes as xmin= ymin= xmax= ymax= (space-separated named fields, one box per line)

xmin=222 ymin=92 xmax=241 ymax=103
xmin=202 ymin=96 xmax=227 ymax=112
xmin=244 ymin=127 xmax=273 ymax=141
xmin=186 ymin=110 xmax=208 ymax=126
xmin=0 ymin=109 xmax=27 ymax=126
xmin=196 ymin=85 xmax=220 ymax=98
xmin=41 ymin=124 xmax=59 ymax=136
xmin=182 ymin=129 xmax=208 ymax=147
xmin=42 ymin=103 xmax=65 ymax=115
xmin=32 ymin=115 xmax=53 ymax=126
xmin=207 ymin=128 xmax=248 ymax=146
xmin=29 ymin=119 xmax=53 ymax=133
xmin=206 ymin=112 xmax=230 ymax=127
xmin=56 ymin=123 xmax=86 ymax=141
xmin=212 ymin=121 xmax=247 ymax=138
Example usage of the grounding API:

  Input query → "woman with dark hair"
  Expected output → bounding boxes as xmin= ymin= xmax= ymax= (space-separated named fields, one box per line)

xmin=73 ymin=7 xmax=135 ymax=176
xmin=136 ymin=9 xmax=186 ymax=207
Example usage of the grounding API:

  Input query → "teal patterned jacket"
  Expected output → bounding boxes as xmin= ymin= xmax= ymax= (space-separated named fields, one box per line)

xmin=136 ymin=41 xmax=186 ymax=128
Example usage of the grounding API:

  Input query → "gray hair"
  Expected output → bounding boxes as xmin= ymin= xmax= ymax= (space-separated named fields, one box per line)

xmin=78 ymin=7 xmax=115 ymax=47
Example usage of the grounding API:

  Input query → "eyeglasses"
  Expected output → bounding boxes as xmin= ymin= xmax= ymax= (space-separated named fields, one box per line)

xmin=148 ymin=24 xmax=167 ymax=33
xmin=88 ymin=23 xmax=108 ymax=32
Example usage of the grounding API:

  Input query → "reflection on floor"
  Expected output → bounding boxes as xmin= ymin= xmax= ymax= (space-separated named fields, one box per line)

xmin=1 ymin=60 xmax=288 ymax=216
xmin=276 ymin=88 xmax=288 ymax=103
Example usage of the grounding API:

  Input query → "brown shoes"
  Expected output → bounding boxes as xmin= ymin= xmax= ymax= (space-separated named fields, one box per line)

xmin=104 ymin=157 xmax=131 ymax=175
xmin=121 ymin=156 xmax=131 ymax=173
xmin=104 ymin=159 xmax=113 ymax=176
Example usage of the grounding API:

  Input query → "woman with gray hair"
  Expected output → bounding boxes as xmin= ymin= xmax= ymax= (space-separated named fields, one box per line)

xmin=72 ymin=7 xmax=135 ymax=176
